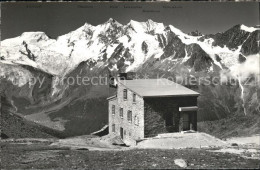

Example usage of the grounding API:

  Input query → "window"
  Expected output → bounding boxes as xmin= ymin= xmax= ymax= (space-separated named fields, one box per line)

xmin=112 ymin=124 xmax=115 ymax=132
xmin=133 ymin=93 xmax=136 ymax=103
xmin=123 ymin=89 xmax=127 ymax=100
xmin=120 ymin=108 xmax=123 ymax=119
xmin=127 ymin=110 xmax=132 ymax=123
xmin=134 ymin=116 xmax=139 ymax=126
xmin=112 ymin=105 xmax=115 ymax=115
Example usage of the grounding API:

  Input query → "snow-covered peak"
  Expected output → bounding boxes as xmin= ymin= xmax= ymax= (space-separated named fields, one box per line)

xmin=127 ymin=19 xmax=165 ymax=34
xmin=92 ymin=18 xmax=122 ymax=37
xmin=128 ymin=20 xmax=146 ymax=33
xmin=1 ymin=31 xmax=51 ymax=47
xmin=102 ymin=18 xmax=123 ymax=28
xmin=20 ymin=32 xmax=49 ymax=39
xmin=168 ymin=25 xmax=186 ymax=36
xmin=57 ymin=22 xmax=95 ymax=43
xmin=146 ymin=19 xmax=165 ymax=34
xmin=240 ymin=24 xmax=260 ymax=33
xmin=22 ymin=32 xmax=50 ymax=43
xmin=83 ymin=22 xmax=94 ymax=28
xmin=105 ymin=18 xmax=122 ymax=26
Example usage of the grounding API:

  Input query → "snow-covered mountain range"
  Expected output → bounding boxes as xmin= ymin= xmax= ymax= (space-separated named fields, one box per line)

xmin=1 ymin=19 xmax=258 ymax=75
xmin=1 ymin=19 xmax=259 ymax=137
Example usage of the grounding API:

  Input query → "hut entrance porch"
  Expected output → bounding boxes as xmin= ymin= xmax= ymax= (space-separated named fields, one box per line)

xmin=179 ymin=106 xmax=198 ymax=131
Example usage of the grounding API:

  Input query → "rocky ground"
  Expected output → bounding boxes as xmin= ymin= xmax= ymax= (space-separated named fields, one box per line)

xmin=136 ymin=132 xmax=226 ymax=149
xmin=1 ymin=141 xmax=259 ymax=169
xmin=0 ymin=133 xmax=259 ymax=169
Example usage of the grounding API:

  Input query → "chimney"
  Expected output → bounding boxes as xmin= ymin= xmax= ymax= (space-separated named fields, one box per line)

xmin=117 ymin=72 xmax=136 ymax=81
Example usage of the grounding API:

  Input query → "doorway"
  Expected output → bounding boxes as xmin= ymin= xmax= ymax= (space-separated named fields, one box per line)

xmin=120 ymin=127 xmax=124 ymax=139
xmin=182 ymin=112 xmax=190 ymax=131
xmin=179 ymin=106 xmax=198 ymax=131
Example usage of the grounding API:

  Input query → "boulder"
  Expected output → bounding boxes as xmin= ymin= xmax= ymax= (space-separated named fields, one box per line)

xmin=174 ymin=159 xmax=188 ymax=168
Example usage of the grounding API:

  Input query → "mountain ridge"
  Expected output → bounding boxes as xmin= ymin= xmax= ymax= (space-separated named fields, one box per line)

xmin=1 ymin=19 xmax=259 ymax=76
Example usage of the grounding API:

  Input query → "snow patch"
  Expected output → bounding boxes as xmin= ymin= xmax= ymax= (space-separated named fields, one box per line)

xmin=241 ymin=24 xmax=260 ymax=33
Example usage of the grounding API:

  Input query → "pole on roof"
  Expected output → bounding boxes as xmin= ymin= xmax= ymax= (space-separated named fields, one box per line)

xmin=107 ymin=67 xmax=110 ymax=98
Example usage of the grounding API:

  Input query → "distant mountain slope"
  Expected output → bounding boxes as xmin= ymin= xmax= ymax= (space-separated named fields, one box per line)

xmin=198 ymin=113 xmax=260 ymax=139
xmin=0 ymin=95 xmax=64 ymax=139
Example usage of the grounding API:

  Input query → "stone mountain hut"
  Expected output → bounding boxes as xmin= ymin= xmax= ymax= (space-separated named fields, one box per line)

xmin=107 ymin=78 xmax=199 ymax=145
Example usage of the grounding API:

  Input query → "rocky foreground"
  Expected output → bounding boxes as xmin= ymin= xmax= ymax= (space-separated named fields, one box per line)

xmin=1 ymin=142 xmax=259 ymax=169
xmin=1 ymin=133 xmax=259 ymax=169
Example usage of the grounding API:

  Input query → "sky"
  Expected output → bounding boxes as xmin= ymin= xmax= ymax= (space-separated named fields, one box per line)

xmin=1 ymin=2 xmax=259 ymax=40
